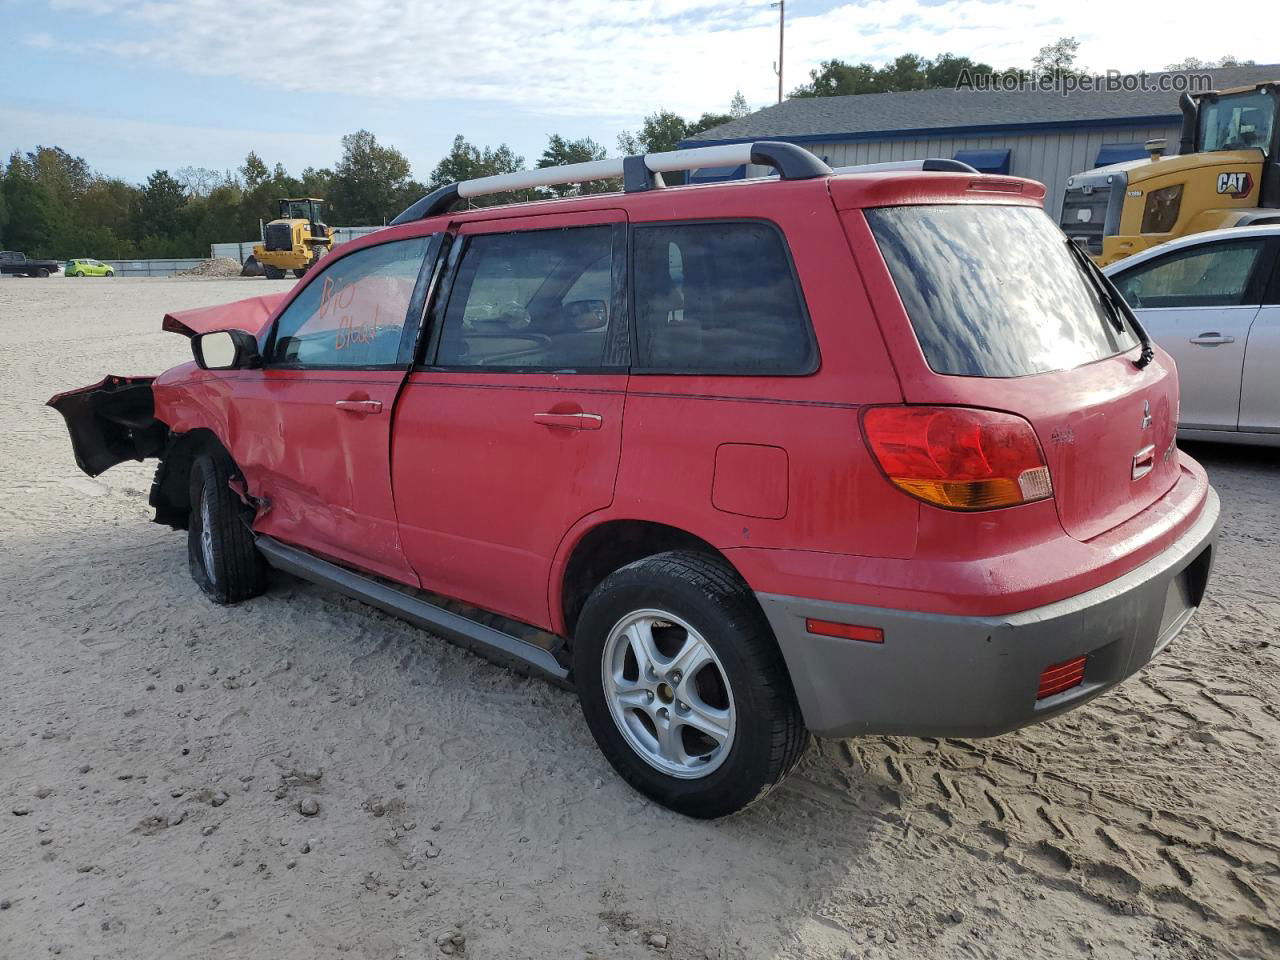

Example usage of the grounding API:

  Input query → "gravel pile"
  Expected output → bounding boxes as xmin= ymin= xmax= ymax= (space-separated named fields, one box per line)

xmin=176 ymin=257 xmax=243 ymax=278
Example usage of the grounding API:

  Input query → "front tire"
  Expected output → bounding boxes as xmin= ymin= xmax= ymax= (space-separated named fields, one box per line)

xmin=187 ymin=452 xmax=267 ymax=604
xmin=574 ymin=551 xmax=809 ymax=818
xmin=36 ymin=268 xmax=49 ymax=278
xmin=263 ymin=265 xmax=286 ymax=280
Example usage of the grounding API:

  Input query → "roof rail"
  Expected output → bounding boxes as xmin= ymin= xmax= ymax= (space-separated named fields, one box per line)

xmin=832 ymin=158 xmax=980 ymax=175
xmin=390 ymin=140 xmax=832 ymax=225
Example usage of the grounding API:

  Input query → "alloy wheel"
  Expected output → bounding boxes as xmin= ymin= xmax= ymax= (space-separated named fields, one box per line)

xmin=601 ymin=609 xmax=736 ymax=779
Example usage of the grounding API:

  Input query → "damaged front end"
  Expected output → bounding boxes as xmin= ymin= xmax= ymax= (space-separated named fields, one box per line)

xmin=46 ymin=375 xmax=166 ymax=476
xmin=48 ymin=293 xmax=286 ymax=531
xmin=48 ymin=375 xmax=227 ymax=531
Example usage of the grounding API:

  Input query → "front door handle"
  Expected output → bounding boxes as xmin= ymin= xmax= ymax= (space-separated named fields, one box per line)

xmin=533 ymin=411 xmax=603 ymax=430
xmin=335 ymin=399 xmax=383 ymax=415
xmin=1189 ymin=333 xmax=1236 ymax=346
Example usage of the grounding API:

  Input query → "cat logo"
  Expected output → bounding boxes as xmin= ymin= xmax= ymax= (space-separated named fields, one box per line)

xmin=1216 ymin=171 xmax=1254 ymax=198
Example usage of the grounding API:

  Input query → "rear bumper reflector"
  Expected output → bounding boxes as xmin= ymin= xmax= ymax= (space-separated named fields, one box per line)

xmin=805 ymin=618 xmax=885 ymax=644
xmin=1037 ymin=655 xmax=1088 ymax=700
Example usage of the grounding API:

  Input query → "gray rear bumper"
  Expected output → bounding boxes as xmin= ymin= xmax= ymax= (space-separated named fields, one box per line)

xmin=758 ymin=489 xmax=1221 ymax=739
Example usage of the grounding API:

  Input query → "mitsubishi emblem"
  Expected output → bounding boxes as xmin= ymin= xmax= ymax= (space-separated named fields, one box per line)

xmin=1141 ymin=400 xmax=1152 ymax=430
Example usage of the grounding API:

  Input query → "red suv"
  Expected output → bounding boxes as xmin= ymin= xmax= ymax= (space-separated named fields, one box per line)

xmin=51 ymin=142 xmax=1220 ymax=818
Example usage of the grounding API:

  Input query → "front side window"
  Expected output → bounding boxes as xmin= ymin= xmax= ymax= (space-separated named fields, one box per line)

xmin=1111 ymin=241 xmax=1265 ymax=309
xmin=868 ymin=204 xmax=1137 ymax=378
xmin=435 ymin=225 xmax=620 ymax=369
xmin=269 ymin=236 xmax=428 ymax=367
xmin=632 ymin=221 xmax=814 ymax=373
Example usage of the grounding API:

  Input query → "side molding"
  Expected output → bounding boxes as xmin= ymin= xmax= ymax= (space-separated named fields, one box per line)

xmin=256 ymin=536 xmax=569 ymax=683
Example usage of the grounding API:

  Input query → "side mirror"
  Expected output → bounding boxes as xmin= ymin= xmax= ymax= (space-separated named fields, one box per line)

xmin=563 ymin=298 xmax=608 ymax=329
xmin=192 ymin=329 xmax=263 ymax=370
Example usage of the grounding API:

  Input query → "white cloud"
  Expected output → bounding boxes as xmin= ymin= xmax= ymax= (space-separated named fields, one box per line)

xmin=20 ymin=0 xmax=1279 ymax=124
xmin=0 ymin=106 xmax=336 ymax=180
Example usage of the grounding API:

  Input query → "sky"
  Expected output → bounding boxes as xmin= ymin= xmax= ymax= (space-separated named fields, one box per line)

xmin=1 ymin=0 xmax=1275 ymax=185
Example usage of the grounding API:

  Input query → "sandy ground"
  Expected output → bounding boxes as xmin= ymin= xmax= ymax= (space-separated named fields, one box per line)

xmin=1 ymin=276 xmax=1278 ymax=960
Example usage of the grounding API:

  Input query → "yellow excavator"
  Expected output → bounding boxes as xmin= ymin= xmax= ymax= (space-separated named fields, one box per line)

xmin=1061 ymin=81 xmax=1280 ymax=265
xmin=246 ymin=198 xmax=332 ymax=279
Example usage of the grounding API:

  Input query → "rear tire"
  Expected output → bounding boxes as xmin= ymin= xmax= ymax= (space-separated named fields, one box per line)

xmin=187 ymin=452 xmax=267 ymax=604
xmin=292 ymin=265 xmax=308 ymax=278
xmin=36 ymin=268 xmax=49 ymax=278
xmin=574 ymin=550 xmax=809 ymax=818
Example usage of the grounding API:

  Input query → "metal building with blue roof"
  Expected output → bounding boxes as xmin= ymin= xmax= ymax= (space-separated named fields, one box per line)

xmin=680 ymin=64 xmax=1279 ymax=216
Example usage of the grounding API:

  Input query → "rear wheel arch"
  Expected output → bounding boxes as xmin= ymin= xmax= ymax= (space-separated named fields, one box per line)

xmin=557 ymin=519 xmax=751 ymax=641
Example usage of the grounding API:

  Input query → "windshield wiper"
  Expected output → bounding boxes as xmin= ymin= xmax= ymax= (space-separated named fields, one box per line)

xmin=1064 ymin=238 xmax=1155 ymax=369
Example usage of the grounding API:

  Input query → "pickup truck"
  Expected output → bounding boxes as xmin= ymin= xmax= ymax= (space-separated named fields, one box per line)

xmin=0 ymin=250 xmax=60 ymax=277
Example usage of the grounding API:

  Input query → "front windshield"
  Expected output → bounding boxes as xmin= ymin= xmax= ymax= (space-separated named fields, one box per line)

xmin=1199 ymin=89 xmax=1276 ymax=156
xmin=282 ymin=201 xmax=320 ymax=221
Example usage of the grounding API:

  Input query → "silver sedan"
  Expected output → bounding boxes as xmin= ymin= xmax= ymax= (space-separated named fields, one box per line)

xmin=1105 ymin=224 xmax=1280 ymax=446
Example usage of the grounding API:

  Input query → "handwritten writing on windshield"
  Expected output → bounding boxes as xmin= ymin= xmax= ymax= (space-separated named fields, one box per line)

xmin=317 ymin=274 xmax=380 ymax=350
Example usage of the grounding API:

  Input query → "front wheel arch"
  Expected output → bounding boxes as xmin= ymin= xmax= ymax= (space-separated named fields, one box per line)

xmin=151 ymin=429 xmax=239 ymax=530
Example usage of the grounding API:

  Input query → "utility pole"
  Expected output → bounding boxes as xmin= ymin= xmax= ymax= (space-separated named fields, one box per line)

xmin=771 ymin=0 xmax=784 ymax=104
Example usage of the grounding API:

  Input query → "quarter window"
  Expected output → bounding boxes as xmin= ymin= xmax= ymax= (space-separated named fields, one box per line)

xmin=269 ymin=236 xmax=428 ymax=367
xmin=1111 ymin=241 xmax=1265 ymax=309
xmin=435 ymin=225 xmax=620 ymax=369
xmin=632 ymin=221 xmax=814 ymax=372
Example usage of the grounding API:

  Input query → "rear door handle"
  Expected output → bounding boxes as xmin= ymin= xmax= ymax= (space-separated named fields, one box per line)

xmin=533 ymin=411 xmax=603 ymax=430
xmin=335 ymin=399 xmax=383 ymax=415
xmin=1189 ymin=333 xmax=1235 ymax=345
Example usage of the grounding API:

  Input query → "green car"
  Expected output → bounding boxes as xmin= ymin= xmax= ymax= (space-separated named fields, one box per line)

xmin=65 ymin=258 xmax=115 ymax=277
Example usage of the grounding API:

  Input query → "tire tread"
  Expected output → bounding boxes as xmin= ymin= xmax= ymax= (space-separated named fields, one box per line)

xmin=188 ymin=452 xmax=266 ymax=604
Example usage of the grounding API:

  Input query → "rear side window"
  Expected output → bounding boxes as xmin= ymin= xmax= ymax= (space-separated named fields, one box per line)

xmin=867 ymin=205 xmax=1137 ymax=378
xmin=1110 ymin=241 xmax=1265 ymax=309
xmin=632 ymin=221 xmax=815 ymax=373
xmin=435 ymin=225 xmax=622 ymax=370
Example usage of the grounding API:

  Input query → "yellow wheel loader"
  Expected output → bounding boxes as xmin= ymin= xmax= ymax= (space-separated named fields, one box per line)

xmin=247 ymin=198 xmax=333 ymax=279
xmin=1061 ymin=82 xmax=1280 ymax=265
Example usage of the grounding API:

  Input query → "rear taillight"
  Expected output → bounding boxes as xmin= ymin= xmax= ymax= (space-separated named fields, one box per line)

xmin=862 ymin=406 xmax=1052 ymax=510
xmin=1037 ymin=655 xmax=1088 ymax=700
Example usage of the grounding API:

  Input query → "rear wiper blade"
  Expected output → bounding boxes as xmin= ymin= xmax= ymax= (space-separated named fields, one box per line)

xmin=1064 ymin=238 xmax=1155 ymax=369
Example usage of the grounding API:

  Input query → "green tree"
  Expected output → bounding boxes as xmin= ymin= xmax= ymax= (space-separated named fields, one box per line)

xmin=329 ymin=129 xmax=414 ymax=225
xmin=1033 ymin=36 xmax=1081 ymax=76
xmin=636 ymin=110 xmax=690 ymax=154
xmin=299 ymin=166 xmax=335 ymax=201
xmin=924 ymin=54 xmax=994 ymax=89
xmin=537 ymin=135 xmax=611 ymax=195
xmin=427 ymin=135 xmax=525 ymax=207
xmin=240 ymin=151 xmax=269 ymax=190
xmin=135 ymin=170 xmax=187 ymax=243
xmin=790 ymin=52 xmax=1003 ymax=98
xmin=729 ymin=91 xmax=751 ymax=118
xmin=1165 ymin=55 xmax=1257 ymax=70
xmin=2 ymin=152 xmax=56 ymax=255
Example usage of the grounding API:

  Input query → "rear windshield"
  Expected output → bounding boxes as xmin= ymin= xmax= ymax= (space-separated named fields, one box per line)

xmin=867 ymin=204 xmax=1136 ymax=378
